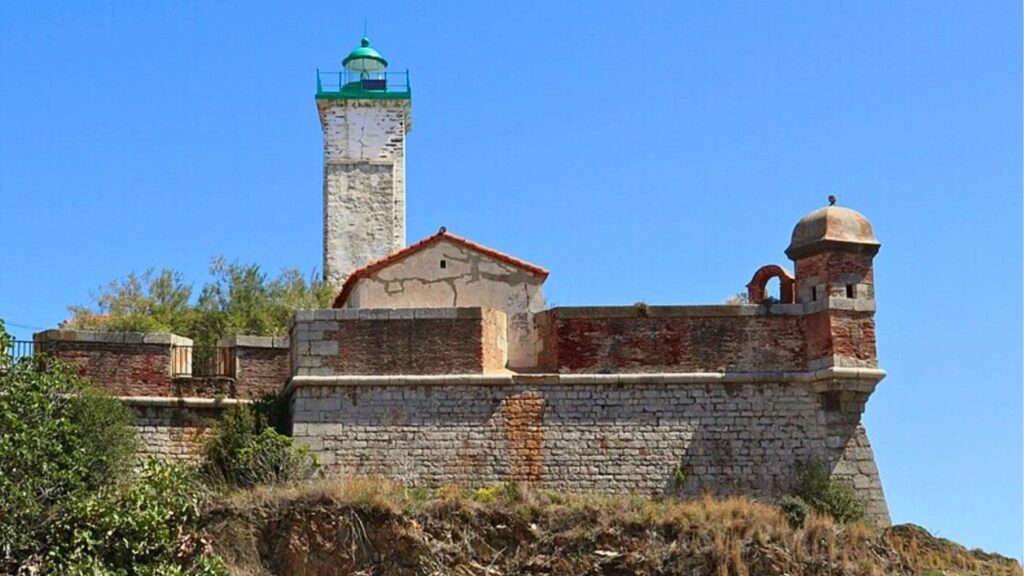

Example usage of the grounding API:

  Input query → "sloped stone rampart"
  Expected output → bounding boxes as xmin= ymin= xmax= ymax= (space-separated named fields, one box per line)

xmin=288 ymin=371 xmax=890 ymax=527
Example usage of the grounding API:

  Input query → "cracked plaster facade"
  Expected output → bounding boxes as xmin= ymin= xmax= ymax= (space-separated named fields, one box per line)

xmin=341 ymin=238 xmax=546 ymax=370
xmin=319 ymin=99 xmax=411 ymax=286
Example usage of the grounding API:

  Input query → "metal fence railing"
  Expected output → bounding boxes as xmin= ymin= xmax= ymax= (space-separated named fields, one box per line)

xmin=2 ymin=340 xmax=238 ymax=379
xmin=4 ymin=340 xmax=36 ymax=361
xmin=171 ymin=346 xmax=236 ymax=378
xmin=316 ymin=69 xmax=411 ymax=97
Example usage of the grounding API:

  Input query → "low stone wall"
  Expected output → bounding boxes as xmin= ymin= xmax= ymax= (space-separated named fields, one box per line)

xmin=288 ymin=369 xmax=890 ymax=527
xmin=128 ymin=398 xmax=242 ymax=461
xmin=291 ymin=308 xmax=508 ymax=376
xmin=535 ymin=306 xmax=807 ymax=374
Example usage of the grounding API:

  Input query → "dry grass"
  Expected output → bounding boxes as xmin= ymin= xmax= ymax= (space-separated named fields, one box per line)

xmin=203 ymin=477 xmax=1022 ymax=576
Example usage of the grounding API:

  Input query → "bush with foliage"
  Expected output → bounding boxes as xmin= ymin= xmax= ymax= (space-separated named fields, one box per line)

xmin=792 ymin=458 xmax=865 ymax=523
xmin=0 ymin=324 xmax=137 ymax=568
xmin=0 ymin=320 xmax=226 ymax=574
xmin=45 ymin=460 xmax=226 ymax=576
xmin=200 ymin=403 xmax=319 ymax=488
xmin=67 ymin=258 xmax=335 ymax=348
xmin=778 ymin=495 xmax=812 ymax=527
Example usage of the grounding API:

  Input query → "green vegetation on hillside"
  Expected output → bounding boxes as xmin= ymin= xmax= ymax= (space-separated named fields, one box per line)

xmin=206 ymin=477 xmax=1023 ymax=576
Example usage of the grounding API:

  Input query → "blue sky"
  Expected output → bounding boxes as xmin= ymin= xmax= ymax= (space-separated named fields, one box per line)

xmin=1 ymin=1 xmax=1020 ymax=559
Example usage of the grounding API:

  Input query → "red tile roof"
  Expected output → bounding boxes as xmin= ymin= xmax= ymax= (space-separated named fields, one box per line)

xmin=332 ymin=228 xmax=550 ymax=308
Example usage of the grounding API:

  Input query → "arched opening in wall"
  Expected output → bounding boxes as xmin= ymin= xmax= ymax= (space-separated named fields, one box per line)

xmin=746 ymin=264 xmax=796 ymax=304
xmin=765 ymin=277 xmax=781 ymax=303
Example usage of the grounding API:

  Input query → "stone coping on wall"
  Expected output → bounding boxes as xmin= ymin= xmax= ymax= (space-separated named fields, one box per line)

xmin=544 ymin=302 xmax=879 ymax=318
xmin=34 ymin=329 xmax=192 ymax=346
xmin=284 ymin=366 xmax=885 ymax=396
xmin=216 ymin=335 xmax=290 ymax=349
xmin=291 ymin=307 xmax=489 ymax=325
xmin=120 ymin=396 xmax=251 ymax=409
xmin=546 ymin=305 xmax=805 ymax=318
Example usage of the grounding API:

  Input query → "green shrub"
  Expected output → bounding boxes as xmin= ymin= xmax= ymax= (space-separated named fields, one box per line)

xmin=0 ymin=345 xmax=138 ymax=569
xmin=793 ymin=458 xmax=865 ymax=523
xmin=778 ymin=495 xmax=811 ymax=527
xmin=200 ymin=404 xmax=319 ymax=488
xmin=0 ymin=320 xmax=224 ymax=574
xmin=471 ymin=481 xmax=521 ymax=504
xmin=44 ymin=459 xmax=227 ymax=575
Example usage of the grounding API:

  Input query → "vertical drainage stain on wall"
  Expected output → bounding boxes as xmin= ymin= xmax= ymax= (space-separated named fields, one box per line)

xmin=502 ymin=391 xmax=545 ymax=481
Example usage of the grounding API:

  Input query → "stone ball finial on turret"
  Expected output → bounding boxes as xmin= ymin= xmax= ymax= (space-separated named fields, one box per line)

xmin=785 ymin=200 xmax=880 ymax=260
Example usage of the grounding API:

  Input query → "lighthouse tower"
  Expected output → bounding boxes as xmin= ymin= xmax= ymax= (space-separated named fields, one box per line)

xmin=317 ymin=38 xmax=412 ymax=287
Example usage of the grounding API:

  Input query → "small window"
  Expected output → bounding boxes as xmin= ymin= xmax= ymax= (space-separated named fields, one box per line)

xmin=439 ymin=259 xmax=447 ymax=269
xmin=822 ymin=391 xmax=841 ymax=413
xmin=845 ymin=284 xmax=855 ymax=298
xmin=811 ymin=286 xmax=817 ymax=301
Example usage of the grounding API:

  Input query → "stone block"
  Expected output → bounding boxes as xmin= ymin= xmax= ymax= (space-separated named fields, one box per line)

xmin=310 ymin=341 xmax=339 ymax=356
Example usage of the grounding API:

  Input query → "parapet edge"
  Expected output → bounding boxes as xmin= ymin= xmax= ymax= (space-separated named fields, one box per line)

xmin=283 ymin=367 xmax=886 ymax=396
xmin=33 ymin=329 xmax=192 ymax=347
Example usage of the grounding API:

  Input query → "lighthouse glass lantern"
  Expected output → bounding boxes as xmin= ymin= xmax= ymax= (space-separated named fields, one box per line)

xmin=343 ymin=37 xmax=389 ymax=90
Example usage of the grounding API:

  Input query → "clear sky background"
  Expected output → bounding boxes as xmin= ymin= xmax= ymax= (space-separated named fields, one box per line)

xmin=1 ymin=1 xmax=1020 ymax=559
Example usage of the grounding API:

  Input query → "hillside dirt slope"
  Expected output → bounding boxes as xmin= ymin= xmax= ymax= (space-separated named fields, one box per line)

xmin=202 ymin=479 xmax=1022 ymax=576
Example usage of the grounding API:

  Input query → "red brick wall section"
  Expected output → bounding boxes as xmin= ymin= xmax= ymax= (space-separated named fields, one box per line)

xmin=503 ymin=391 xmax=545 ymax=481
xmin=795 ymin=253 xmax=874 ymax=286
xmin=539 ymin=308 xmax=806 ymax=374
xmin=803 ymin=312 xmax=834 ymax=361
xmin=235 ymin=346 xmax=290 ymax=397
xmin=43 ymin=341 xmax=173 ymax=396
xmin=322 ymin=316 xmax=487 ymax=375
xmin=829 ymin=311 xmax=878 ymax=365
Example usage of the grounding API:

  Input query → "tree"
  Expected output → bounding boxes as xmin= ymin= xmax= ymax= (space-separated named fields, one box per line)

xmin=66 ymin=258 xmax=335 ymax=347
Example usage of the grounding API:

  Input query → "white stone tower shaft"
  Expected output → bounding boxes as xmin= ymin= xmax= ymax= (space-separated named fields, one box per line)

xmin=318 ymin=98 xmax=412 ymax=287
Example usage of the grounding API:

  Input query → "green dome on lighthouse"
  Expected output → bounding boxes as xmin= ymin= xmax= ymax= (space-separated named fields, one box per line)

xmin=343 ymin=37 xmax=388 ymax=73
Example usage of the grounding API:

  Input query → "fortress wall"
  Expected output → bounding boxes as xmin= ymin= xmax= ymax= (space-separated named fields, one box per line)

xmin=220 ymin=335 xmax=291 ymax=398
xmin=30 ymin=331 xmax=271 ymax=461
xmin=535 ymin=306 xmax=808 ymax=373
xmin=289 ymin=373 xmax=890 ymax=526
xmin=290 ymin=308 xmax=508 ymax=376
xmin=34 ymin=330 xmax=187 ymax=397
xmin=131 ymin=403 xmax=211 ymax=461
xmin=128 ymin=399 xmax=242 ymax=462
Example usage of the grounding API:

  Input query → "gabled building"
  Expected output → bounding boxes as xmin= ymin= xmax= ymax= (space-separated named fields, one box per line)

xmin=332 ymin=227 xmax=548 ymax=370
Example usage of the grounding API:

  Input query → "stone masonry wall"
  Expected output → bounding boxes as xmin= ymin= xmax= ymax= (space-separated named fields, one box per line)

xmin=129 ymin=400 xmax=239 ymax=461
xmin=291 ymin=308 xmax=508 ymax=376
xmin=319 ymin=99 xmax=411 ymax=286
xmin=131 ymin=403 xmax=211 ymax=462
xmin=290 ymin=374 xmax=890 ymax=526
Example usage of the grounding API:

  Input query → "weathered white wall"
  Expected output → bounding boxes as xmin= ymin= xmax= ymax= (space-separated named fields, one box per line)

xmin=319 ymin=99 xmax=411 ymax=287
xmin=346 ymin=238 xmax=546 ymax=370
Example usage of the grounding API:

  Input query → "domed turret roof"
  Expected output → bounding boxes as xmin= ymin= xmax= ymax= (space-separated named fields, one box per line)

xmin=343 ymin=37 xmax=388 ymax=72
xmin=785 ymin=201 xmax=880 ymax=259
